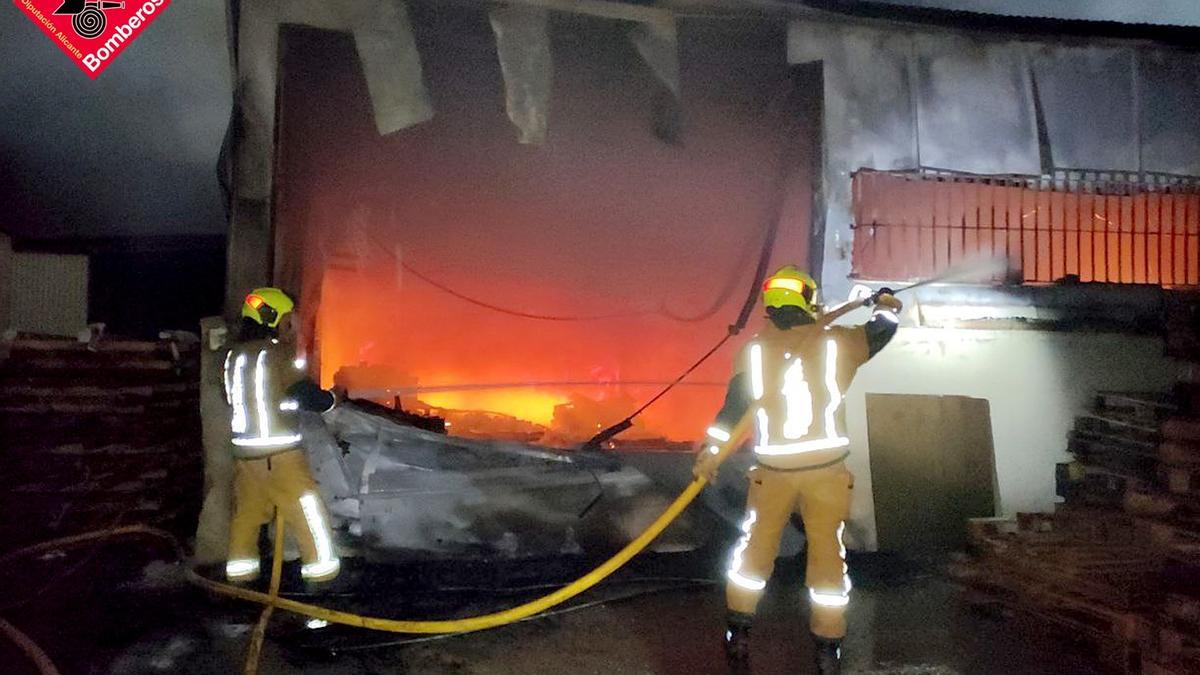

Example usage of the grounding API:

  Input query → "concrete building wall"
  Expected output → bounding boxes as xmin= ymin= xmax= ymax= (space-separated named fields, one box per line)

xmin=913 ymin=32 xmax=1040 ymax=175
xmin=837 ymin=321 xmax=1179 ymax=550
xmin=1030 ymin=44 xmax=1137 ymax=171
xmin=788 ymin=21 xmax=1200 ymax=302
xmin=786 ymin=20 xmax=1195 ymax=549
xmin=788 ymin=22 xmax=916 ymax=289
xmin=1139 ymin=50 xmax=1200 ymax=175
xmin=10 ymin=252 xmax=88 ymax=336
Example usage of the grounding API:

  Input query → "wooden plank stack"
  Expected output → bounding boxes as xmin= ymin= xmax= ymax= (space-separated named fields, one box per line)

xmin=953 ymin=379 xmax=1200 ymax=674
xmin=0 ymin=334 xmax=202 ymax=547
xmin=1142 ymin=594 xmax=1200 ymax=675
xmin=1133 ymin=382 xmax=1200 ymax=675
xmin=1127 ymin=412 xmax=1200 ymax=567
xmin=951 ymin=508 xmax=1161 ymax=673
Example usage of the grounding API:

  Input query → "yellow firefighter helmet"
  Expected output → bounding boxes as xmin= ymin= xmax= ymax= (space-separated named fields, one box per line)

xmin=241 ymin=287 xmax=294 ymax=328
xmin=762 ymin=266 xmax=819 ymax=315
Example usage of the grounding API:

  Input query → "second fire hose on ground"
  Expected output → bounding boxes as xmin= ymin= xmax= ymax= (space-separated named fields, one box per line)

xmin=189 ymin=476 xmax=710 ymax=634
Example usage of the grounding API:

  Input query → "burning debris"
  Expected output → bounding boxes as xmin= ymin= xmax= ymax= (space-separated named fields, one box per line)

xmin=334 ymin=363 xmax=680 ymax=446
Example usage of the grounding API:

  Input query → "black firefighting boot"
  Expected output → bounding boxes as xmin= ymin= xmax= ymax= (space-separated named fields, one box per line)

xmin=812 ymin=635 xmax=842 ymax=675
xmin=724 ymin=612 xmax=753 ymax=673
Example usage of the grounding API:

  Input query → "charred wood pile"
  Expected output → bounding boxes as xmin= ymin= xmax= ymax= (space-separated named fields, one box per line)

xmin=0 ymin=334 xmax=203 ymax=547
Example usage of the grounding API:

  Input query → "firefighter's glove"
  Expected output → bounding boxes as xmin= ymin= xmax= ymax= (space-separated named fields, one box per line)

xmin=873 ymin=291 xmax=903 ymax=312
xmin=693 ymin=446 xmax=723 ymax=482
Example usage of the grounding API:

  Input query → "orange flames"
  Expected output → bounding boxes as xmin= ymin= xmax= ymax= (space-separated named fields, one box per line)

xmin=309 ymin=265 xmax=733 ymax=446
xmin=270 ymin=25 xmax=812 ymax=449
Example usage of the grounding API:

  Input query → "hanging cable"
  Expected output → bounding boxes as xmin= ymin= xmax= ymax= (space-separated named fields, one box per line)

xmin=658 ymin=230 xmax=761 ymax=323
xmin=582 ymin=69 xmax=808 ymax=450
xmin=401 ymin=261 xmax=650 ymax=322
xmin=580 ymin=333 xmax=734 ymax=450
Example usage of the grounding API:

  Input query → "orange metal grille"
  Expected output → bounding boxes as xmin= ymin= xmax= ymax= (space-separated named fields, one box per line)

xmin=851 ymin=168 xmax=1200 ymax=287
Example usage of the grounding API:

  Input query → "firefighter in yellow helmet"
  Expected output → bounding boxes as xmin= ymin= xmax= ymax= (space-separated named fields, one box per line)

xmin=693 ymin=266 xmax=902 ymax=674
xmin=222 ymin=288 xmax=342 ymax=586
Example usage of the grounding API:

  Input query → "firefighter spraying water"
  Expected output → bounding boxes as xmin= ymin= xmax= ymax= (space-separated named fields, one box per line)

xmin=694 ymin=255 xmax=1008 ymax=674
xmin=693 ymin=266 xmax=901 ymax=674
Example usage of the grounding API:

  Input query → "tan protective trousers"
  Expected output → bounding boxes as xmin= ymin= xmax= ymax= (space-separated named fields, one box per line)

xmin=226 ymin=448 xmax=340 ymax=583
xmin=725 ymin=461 xmax=853 ymax=639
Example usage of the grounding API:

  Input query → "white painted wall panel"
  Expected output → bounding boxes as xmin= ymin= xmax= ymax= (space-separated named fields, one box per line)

xmin=10 ymin=253 xmax=88 ymax=336
xmin=831 ymin=321 xmax=1179 ymax=550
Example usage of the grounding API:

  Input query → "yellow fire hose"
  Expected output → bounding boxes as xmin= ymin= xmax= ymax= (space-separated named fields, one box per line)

xmin=0 ymin=526 xmax=184 ymax=675
xmin=0 ymin=618 xmax=62 ymax=675
xmin=242 ymin=512 xmax=285 ymax=675
xmin=0 ymin=474 xmax=714 ymax=674
xmin=0 ymin=525 xmax=186 ymax=567
xmin=188 ymin=477 xmax=707 ymax=634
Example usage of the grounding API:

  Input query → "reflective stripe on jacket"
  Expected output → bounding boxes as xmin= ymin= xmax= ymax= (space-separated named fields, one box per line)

xmin=735 ymin=323 xmax=869 ymax=470
xmin=222 ymin=339 xmax=308 ymax=458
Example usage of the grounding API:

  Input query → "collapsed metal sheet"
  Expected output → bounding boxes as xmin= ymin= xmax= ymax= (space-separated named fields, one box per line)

xmin=489 ymin=5 xmax=553 ymax=145
xmin=630 ymin=16 xmax=682 ymax=143
xmin=630 ymin=17 xmax=681 ymax=97
xmin=302 ymin=404 xmax=713 ymax=560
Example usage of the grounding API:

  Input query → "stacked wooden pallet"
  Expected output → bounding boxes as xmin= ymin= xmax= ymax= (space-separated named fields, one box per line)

xmin=1139 ymin=293 xmax=1200 ymax=673
xmin=1130 ymin=384 xmax=1200 ymax=674
xmin=1060 ymin=389 xmax=1200 ymax=571
xmin=1134 ymin=409 xmax=1200 ymax=548
xmin=953 ymin=384 xmax=1200 ymax=673
xmin=1142 ymin=594 xmax=1200 ymax=675
xmin=953 ymin=294 xmax=1199 ymax=672
xmin=1067 ymin=392 xmax=1175 ymax=500
xmin=0 ymin=335 xmax=203 ymax=546
xmin=951 ymin=509 xmax=1161 ymax=673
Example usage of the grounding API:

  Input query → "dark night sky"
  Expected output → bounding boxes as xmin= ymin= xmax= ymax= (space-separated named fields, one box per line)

xmin=0 ymin=0 xmax=230 ymax=240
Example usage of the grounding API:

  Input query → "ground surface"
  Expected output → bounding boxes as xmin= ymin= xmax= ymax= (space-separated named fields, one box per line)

xmin=0 ymin=541 xmax=1105 ymax=675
